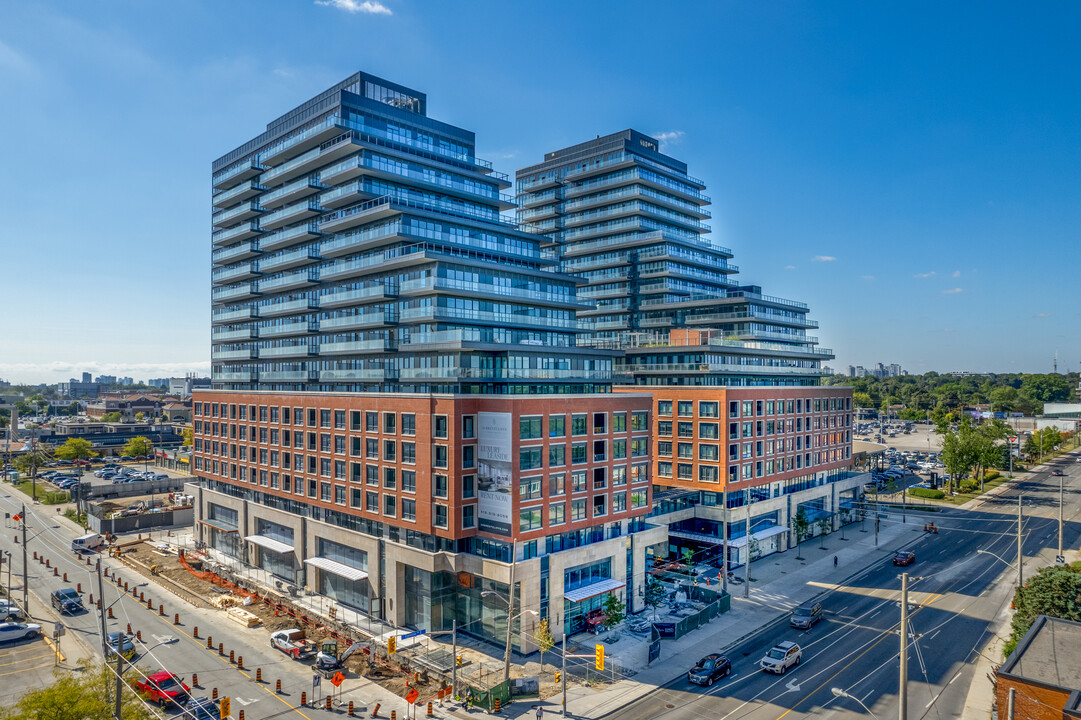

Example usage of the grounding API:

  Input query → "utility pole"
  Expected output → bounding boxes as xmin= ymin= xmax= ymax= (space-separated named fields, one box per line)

xmin=20 ymin=505 xmax=28 ymax=610
xmin=95 ymin=556 xmax=110 ymax=713
xmin=874 ymin=492 xmax=879 ymax=547
xmin=1007 ymin=687 xmax=1015 ymax=720
xmin=1017 ymin=495 xmax=1024 ymax=588
xmin=560 ymin=634 xmax=567 ymax=717
xmin=743 ymin=504 xmax=750 ymax=598
xmin=721 ymin=489 xmax=728 ymax=595
xmin=1059 ymin=473 xmax=1065 ymax=561
xmin=114 ymin=630 xmax=125 ymax=720
xmin=899 ymin=573 xmax=909 ymax=720
xmin=503 ymin=558 xmax=516 ymax=684
xmin=451 ymin=620 xmax=457 ymax=701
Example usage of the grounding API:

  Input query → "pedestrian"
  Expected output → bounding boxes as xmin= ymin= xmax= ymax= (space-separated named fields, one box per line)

xmin=536 ymin=705 xmax=544 ymax=719
xmin=833 ymin=555 xmax=838 ymax=567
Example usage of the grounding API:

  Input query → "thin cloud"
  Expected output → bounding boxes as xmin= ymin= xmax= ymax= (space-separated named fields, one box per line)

xmin=952 ymin=270 xmax=961 ymax=278
xmin=941 ymin=288 xmax=963 ymax=295
xmin=811 ymin=255 xmax=836 ymax=262
xmin=914 ymin=271 xmax=936 ymax=279
xmin=314 ymin=0 xmax=392 ymax=14
xmin=784 ymin=265 xmax=796 ymax=270
xmin=860 ymin=275 xmax=875 ymax=281
xmin=653 ymin=131 xmax=684 ymax=151
xmin=1034 ymin=312 xmax=1052 ymax=318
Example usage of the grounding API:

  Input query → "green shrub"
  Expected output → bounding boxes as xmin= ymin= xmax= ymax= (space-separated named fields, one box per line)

xmin=908 ymin=487 xmax=945 ymax=499
xmin=959 ymin=479 xmax=978 ymax=493
xmin=983 ymin=470 xmax=1000 ymax=482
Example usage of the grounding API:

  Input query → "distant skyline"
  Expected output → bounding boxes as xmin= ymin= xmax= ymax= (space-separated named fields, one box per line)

xmin=2 ymin=1 xmax=1079 ymax=384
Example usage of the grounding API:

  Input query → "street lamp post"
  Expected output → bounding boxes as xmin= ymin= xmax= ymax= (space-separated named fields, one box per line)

xmin=483 ymin=578 xmax=536 ymax=686
xmin=832 ymin=687 xmax=881 ymax=720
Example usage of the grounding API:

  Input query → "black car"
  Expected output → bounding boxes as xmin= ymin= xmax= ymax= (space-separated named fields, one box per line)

xmin=687 ymin=653 xmax=731 ymax=686
xmin=50 ymin=588 xmax=84 ymax=615
xmin=893 ymin=551 xmax=916 ymax=567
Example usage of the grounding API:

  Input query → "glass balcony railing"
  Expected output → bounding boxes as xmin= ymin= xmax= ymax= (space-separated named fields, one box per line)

xmin=260 ymin=223 xmax=322 ymax=252
xmin=320 ymin=193 xmax=513 ymax=233
xmin=214 ymin=370 xmax=257 ymax=382
xmin=213 ymin=158 xmax=265 ymax=189
xmin=260 ymin=177 xmax=325 ymax=209
xmin=211 ymin=348 xmax=256 ymax=360
xmin=261 ymin=200 xmax=322 ymax=230
xmin=399 ymin=305 xmax=576 ymax=330
xmin=320 ymin=339 xmax=396 ymax=354
xmin=212 ymin=241 xmax=261 ymax=265
xmin=212 ymin=327 xmax=257 ymax=341
xmin=212 ymin=263 xmax=258 ymax=283
xmin=212 ymin=222 xmax=262 ymax=245
xmin=259 ymin=370 xmax=315 ymax=382
xmin=259 ymin=344 xmax=315 ymax=358
xmin=260 ymin=320 xmax=317 ymax=337
xmin=213 ymin=201 xmax=265 ymax=228
xmin=319 ymin=367 xmax=397 ymax=381
xmin=211 ymin=284 xmax=257 ymax=302
xmin=258 ymin=248 xmax=320 ymax=273
xmin=257 ymin=270 xmax=318 ymax=293
xmin=399 ymin=277 xmax=578 ymax=306
xmin=259 ymin=298 xmax=318 ymax=317
xmin=212 ymin=307 xmax=258 ymax=323
xmin=620 ymin=362 xmax=823 ymax=375
xmin=397 ymin=367 xmax=609 ymax=381
xmin=320 ymin=311 xmax=395 ymax=330
xmin=213 ymin=180 xmax=265 ymax=209
xmin=320 ymin=284 xmax=398 ymax=307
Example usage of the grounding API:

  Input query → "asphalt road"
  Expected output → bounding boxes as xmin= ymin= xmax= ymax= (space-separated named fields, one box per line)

xmin=0 ymin=484 xmax=357 ymax=719
xmin=603 ymin=453 xmax=1081 ymax=720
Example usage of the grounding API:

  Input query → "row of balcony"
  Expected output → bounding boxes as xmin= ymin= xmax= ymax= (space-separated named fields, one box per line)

xmin=213 ymin=365 xmax=609 ymax=383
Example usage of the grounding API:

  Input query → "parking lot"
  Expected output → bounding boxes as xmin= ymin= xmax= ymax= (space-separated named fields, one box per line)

xmin=0 ymin=632 xmax=57 ymax=705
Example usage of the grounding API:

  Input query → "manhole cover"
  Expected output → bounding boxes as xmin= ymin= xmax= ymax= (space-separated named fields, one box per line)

xmin=666 ymin=704 xmax=675 ymax=709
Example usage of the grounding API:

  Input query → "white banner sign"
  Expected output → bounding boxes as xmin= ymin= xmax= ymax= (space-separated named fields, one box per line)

xmin=477 ymin=412 xmax=513 ymax=537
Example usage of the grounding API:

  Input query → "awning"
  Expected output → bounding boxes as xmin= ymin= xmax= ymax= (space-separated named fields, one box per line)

xmin=669 ymin=530 xmax=725 ymax=546
xmin=563 ymin=578 xmax=625 ymax=603
xmin=304 ymin=557 xmax=368 ymax=582
xmin=245 ymin=535 xmax=294 ymax=554
xmin=729 ymin=525 xmax=788 ymax=549
xmin=199 ymin=519 xmax=238 ymax=533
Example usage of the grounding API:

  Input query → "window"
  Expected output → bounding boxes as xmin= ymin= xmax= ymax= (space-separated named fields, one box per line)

xmin=613 ymin=491 xmax=627 ymax=512
xmin=334 ymin=410 xmax=345 ymax=429
xmin=401 ymin=469 xmax=416 ymax=492
xmin=383 ymin=467 xmax=396 ymax=489
xmin=402 ymin=442 xmax=416 ymax=464
xmin=434 ymin=474 xmax=448 ymax=498
xmin=700 ymin=444 xmax=719 ymax=460
xmin=658 ymin=421 xmax=673 ymax=437
xmin=612 ymin=413 xmax=626 ymax=432
xmin=520 ymin=446 xmax=543 ymax=471
xmin=549 ymin=415 xmax=565 ymax=437
xmin=677 ymin=442 xmax=693 ymax=459
xmin=520 ymin=416 xmax=543 ymax=440
xmin=613 ymin=439 xmax=627 ymax=459
xmin=593 ymin=413 xmax=607 ymax=434
xmin=320 ymin=458 xmax=331 ymax=477
xmin=549 ymin=444 xmax=566 ymax=467
xmin=549 ymin=473 xmax=565 ymax=496
xmin=571 ymin=499 xmax=587 ymax=521
xmin=593 ymin=467 xmax=607 ymax=489
xmin=613 ymin=465 xmax=627 ymax=486
xmin=351 ymin=488 xmax=361 ymax=507
xmin=365 ymin=438 xmax=378 ymax=459
xmin=366 ymin=491 xmax=378 ymax=513
xmin=699 ymin=401 xmax=719 ymax=418
xmin=571 ymin=470 xmax=587 ymax=493
xmin=462 ymin=415 xmax=475 ymax=439
xmin=270 ymin=406 xmax=279 ymax=423
xmin=383 ymin=440 xmax=396 ymax=462
xmin=658 ymin=441 xmax=672 ymax=457
xmin=434 ymin=505 xmax=448 ymax=528
xmin=434 ymin=445 xmax=448 ymax=468
xmin=462 ymin=445 xmax=475 ymax=468
xmin=366 ymin=464 xmax=378 ymax=486
xmin=678 ymin=422 xmax=694 ymax=438
xmin=631 ymin=412 xmax=648 ymax=431
xmin=321 ymin=482 xmax=332 ymax=501
xmin=402 ymin=414 xmax=416 ymax=436
xmin=462 ymin=505 xmax=476 ymax=529
xmin=593 ymin=495 xmax=607 ymax=517
xmin=334 ymin=435 xmax=345 ymax=454
xmin=462 ymin=474 xmax=476 ymax=499
xmin=631 ymin=490 xmax=648 ymax=508
xmin=334 ymin=460 xmax=345 ymax=479
xmin=571 ymin=414 xmax=587 ymax=436
xmin=658 ymin=400 xmax=673 ymax=417
xmin=308 ymin=408 xmax=317 ymax=427
xmin=383 ymin=494 xmax=396 ymax=517
xmin=631 ymin=438 xmax=648 ymax=457
xmin=677 ymin=463 xmax=693 ymax=479
xmin=519 ymin=476 xmax=542 ymax=500
xmin=434 ymin=416 xmax=448 ymax=439
xmin=658 ymin=461 xmax=673 ymax=478
xmin=319 ymin=409 xmax=330 ymax=427
xmin=350 ymin=410 xmax=361 ymax=431
xmin=519 ymin=507 xmax=542 ymax=531
xmin=678 ymin=401 xmax=694 ymax=417
xmin=383 ymin=412 xmax=396 ymax=434
xmin=549 ymin=502 xmax=565 ymax=526
xmin=402 ymin=498 xmax=416 ymax=521
xmin=700 ymin=422 xmax=719 ymax=439
xmin=366 ymin=412 xmax=378 ymax=432
xmin=334 ymin=485 xmax=346 ymax=504
xmin=699 ymin=466 xmax=719 ymax=483
xmin=571 ymin=443 xmax=587 ymax=464
xmin=593 ymin=440 xmax=607 ymax=462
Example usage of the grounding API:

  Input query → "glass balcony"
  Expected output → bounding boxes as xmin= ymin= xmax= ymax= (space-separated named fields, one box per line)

xmin=319 ymin=368 xmax=397 ymax=382
xmin=258 ymin=270 xmax=318 ymax=294
xmin=319 ymin=311 xmax=396 ymax=331
xmin=260 ymin=370 xmax=316 ymax=382
xmin=214 ymin=370 xmax=257 ymax=382
xmin=258 ymin=248 xmax=321 ymax=273
xmin=213 ymin=158 xmax=265 ymax=191
xmin=259 ymin=298 xmax=318 ymax=317
xmin=319 ymin=338 xmax=396 ymax=354
xmin=212 ymin=222 xmax=262 ymax=246
xmin=320 ymin=284 xmax=398 ymax=307
xmin=212 ymin=284 xmax=259 ymax=302
xmin=260 ymin=223 xmax=323 ymax=253
xmin=212 ymin=327 xmax=257 ymax=341
xmin=260 ymin=320 xmax=318 ymax=338
xmin=397 ymin=367 xmax=609 ymax=381
xmin=213 ymin=201 xmax=265 ymax=228
xmin=213 ymin=180 xmax=265 ymax=209
xmin=260 ymin=177 xmax=326 ymax=210
xmin=399 ymin=277 xmax=582 ymax=308
xmin=621 ymin=362 xmax=823 ymax=376
xmin=260 ymin=117 xmax=348 ymax=167
xmin=320 ymin=193 xmax=512 ymax=235
xmin=399 ymin=306 xmax=576 ymax=330
xmin=518 ymin=174 xmax=563 ymax=192
xmin=260 ymin=200 xmax=323 ymax=231
xmin=212 ymin=263 xmax=259 ymax=283
xmin=260 ymin=132 xmax=355 ymax=186
xmin=212 ymin=307 xmax=258 ymax=323
xmin=211 ymin=348 xmax=257 ymax=360
xmin=212 ymin=241 xmax=261 ymax=265
xmin=400 ymin=328 xmax=482 ymax=346
xmin=319 ymin=222 xmax=402 ymax=258
xmin=259 ymin=344 xmax=316 ymax=358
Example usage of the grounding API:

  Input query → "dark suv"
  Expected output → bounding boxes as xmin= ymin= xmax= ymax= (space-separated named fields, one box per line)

xmin=687 ymin=653 xmax=731 ymax=686
xmin=790 ymin=601 xmax=823 ymax=629
xmin=50 ymin=588 xmax=84 ymax=615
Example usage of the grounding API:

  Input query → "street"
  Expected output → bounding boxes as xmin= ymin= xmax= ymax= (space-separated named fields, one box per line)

xmin=602 ymin=455 xmax=1081 ymax=720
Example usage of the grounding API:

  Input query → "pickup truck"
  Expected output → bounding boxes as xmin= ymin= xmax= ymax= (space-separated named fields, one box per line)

xmin=135 ymin=671 xmax=190 ymax=706
xmin=270 ymin=629 xmax=318 ymax=659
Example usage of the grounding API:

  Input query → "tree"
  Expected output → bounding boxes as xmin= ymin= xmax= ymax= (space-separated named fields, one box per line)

xmin=644 ymin=578 xmax=666 ymax=618
xmin=792 ymin=507 xmax=810 ymax=560
xmin=55 ymin=437 xmax=96 ymax=461
xmin=1 ymin=663 xmax=155 ymax=720
xmin=816 ymin=516 xmax=831 ymax=549
xmin=681 ymin=547 xmax=695 ymax=571
xmin=122 ymin=436 xmax=153 ymax=458
xmin=13 ymin=445 xmax=50 ymax=478
xmin=101 ymin=412 xmax=122 ymax=423
xmin=1004 ymin=563 xmax=1081 ymax=657
xmin=748 ymin=534 xmax=761 ymax=562
xmin=602 ymin=592 xmax=626 ymax=629
xmin=181 ymin=427 xmax=194 ymax=447
xmin=134 ymin=412 xmax=145 ymax=421
xmin=533 ymin=617 xmax=555 ymax=670
xmin=1021 ymin=374 xmax=1071 ymax=404
xmin=853 ymin=392 xmax=874 ymax=409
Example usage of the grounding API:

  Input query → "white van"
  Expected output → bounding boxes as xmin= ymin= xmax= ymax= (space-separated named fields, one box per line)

xmin=72 ymin=533 xmax=104 ymax=553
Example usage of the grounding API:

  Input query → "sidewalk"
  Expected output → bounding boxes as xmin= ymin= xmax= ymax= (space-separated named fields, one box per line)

xmin=456 ymin=516 xmax=921 ymax=720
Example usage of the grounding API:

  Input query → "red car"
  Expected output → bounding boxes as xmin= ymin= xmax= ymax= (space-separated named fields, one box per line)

xmin=893 ymin=551 xmax=916 ymax=567
xmin=136 ymin=671 xmax=190 ymax=706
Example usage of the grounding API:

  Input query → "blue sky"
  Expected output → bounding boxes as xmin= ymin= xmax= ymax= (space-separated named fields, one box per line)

xmin=1 ymin=1 xmax=1078 ymax=384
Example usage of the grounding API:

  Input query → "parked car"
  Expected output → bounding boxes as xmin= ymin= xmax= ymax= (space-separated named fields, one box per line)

xmin=185 ymin=698 xmax=220 ymax=720
xmin=893 ymin=551 xmax=916 ymax=567
xmin=51 ymin=588 xmax=85 ymax=614
xmin=105 ymin=631 xmax=137 ymax=660
xmin=0 ymin=600 xmax=24 ymax=622
xmin=760 ymin=641 xmax=802 ymax=674
xmin=136 ymin=671 xmax=190 ymax=706
xmin=687 ymin=653 xmax=731 ymax=686
xmin=790 ymin=601 xmax=823 ymax=629
xmin=0 ymin=622 xmax=41 ymax=643
xmin=120 ymin=456 xmax=134 ymax=461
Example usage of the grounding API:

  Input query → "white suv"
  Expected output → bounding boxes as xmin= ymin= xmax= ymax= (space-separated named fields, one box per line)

xmin=0 ymin=622 xmax=41 ymax=643
xmin=760 ymin=641 xmax=802 ymax=674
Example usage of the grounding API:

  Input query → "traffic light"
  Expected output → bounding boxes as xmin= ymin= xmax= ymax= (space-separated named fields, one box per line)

xmin=388 ymin=636 xmax=396 ymax=654
xmin=456 ymin=655 xmax=463 ymax=667
xmin=554 ymin=671 xmax=561 ymax=684
xmin=594 ymin=644 xmax=604 ymax=671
